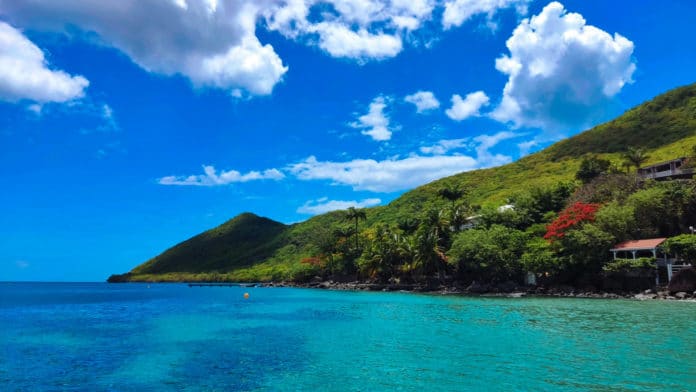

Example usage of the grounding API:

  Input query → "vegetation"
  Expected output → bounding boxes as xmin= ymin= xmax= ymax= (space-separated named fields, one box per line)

xmin=663 ymin=235 xmax=696 ymax=264
xmin=109 ymin=83 xmax=696 ymax=289
xmin=603 ymin=258 xmax=656 ymax=273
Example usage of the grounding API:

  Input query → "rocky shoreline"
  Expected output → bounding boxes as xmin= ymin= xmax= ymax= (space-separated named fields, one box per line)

xmin=260 ymin=280 xmax=696 ymax=301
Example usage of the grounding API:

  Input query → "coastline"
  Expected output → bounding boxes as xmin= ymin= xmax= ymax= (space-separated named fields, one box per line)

xmin=260 ymin=280 xmax=696 ymax=301
xmin=109 ymin=274 xmax=696 ymax=301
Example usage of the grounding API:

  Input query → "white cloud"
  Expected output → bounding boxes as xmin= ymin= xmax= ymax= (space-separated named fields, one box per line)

xmin=472 ymin=130 xmax=519 ymax=163
xmin=490 ymin=1 xmax=636 ymax=131
xmin=419 ymin=138 xmax=470 ymax=155
xmin=445 ymin=91 xmax=490 ymax=121
xmin=404 ymin=90 xmax=440 ymax=113
xmin=2 ymin=1 xmax=287 ymax=96
xmin=297 ymin=197 xmax=382 ymax=215
xmin=310 ymin=23 xmax=403 ymax=60
xmin=351 ymin=96 xmax=392 ymax=141
xmin=289 ymin=130 xmax=517 ymax=192
xmin=442 ymin=0 xmax=530 ymax=30
xmin=0 ymin=22 xmax=88 ymax=103
xmin=0 ymin=0 xmax=539 ymax=95
xmin=159 ymin=165 xmax=284 ymax=186
xmin=99 ymin=104 xmax=119 ymax=131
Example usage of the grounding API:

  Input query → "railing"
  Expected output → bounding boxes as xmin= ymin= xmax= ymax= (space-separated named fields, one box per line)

xmin=639 ymin=167 xmax=693 ymax=180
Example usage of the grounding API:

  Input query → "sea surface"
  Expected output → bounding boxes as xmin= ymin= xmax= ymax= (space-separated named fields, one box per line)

xmin=1 ymin=282 xmax=695 ymax=391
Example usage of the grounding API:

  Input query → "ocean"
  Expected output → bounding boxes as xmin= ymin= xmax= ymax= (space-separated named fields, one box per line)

xmin=1 ymin=282 xmax=695 ymax=391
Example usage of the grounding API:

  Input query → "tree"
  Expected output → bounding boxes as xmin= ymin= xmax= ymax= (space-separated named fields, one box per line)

xmin=663 ymin=234 xmax=696 ymax=263
xmin=521 ymin=238 xmax=558 ymax=275
xmin=593 ymin=201 xmax=637 ymax=242
xmin=438 ymin=185 xmax=469 ymax=231
xmin=344 ymin=207 xmax=367 ymax=251
xmin=448 ymin=225 xmax=529 ymax=282
xmin=544 ymin=202 xmax=601 ymax=241
xmin=556 ymin=223 xmax=614 ymax=275
xmin=413 ymin=209 xmax=450 ymax=280
xmin=437 ymin=185 xmax=465 ymax=209
xmin=576 ymin=155 xmax=611 ymax=183
xmin=622 ymin=146 xmax=649 ymax=172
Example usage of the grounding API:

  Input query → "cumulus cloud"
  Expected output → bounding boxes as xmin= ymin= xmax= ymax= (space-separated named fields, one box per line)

xmin=442 ymin=0 xmax=530 ymax=30
xmin=351 ymin=96 xmax=392 ymax=141
xmin=445 ymin=91 xmax=490 ymax=121
xmin=159 ymin=165 xmax=284 ymax=186
xmin=490 ymin=1 xmax=636 ymax=131
xmin=297 ymin=197 xmax=382 ymax=215
xmin=265 ymin=0 xmax=433 ymax=60
xmin=0 ymin=21 xmax=88 ymax=103
xmin=310 ymin=23 xmax=403 ymax=60
xmin=1 ymin=0 xmax=287 ymax=96
xmin=1 ymin=0 xmax=534 ymax=96
xmin=404 ymin=90 xmax=440 ymax=113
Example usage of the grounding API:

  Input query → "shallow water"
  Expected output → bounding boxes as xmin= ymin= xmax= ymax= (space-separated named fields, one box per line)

xmin=1 ymin=282 xmax=695 ymax=391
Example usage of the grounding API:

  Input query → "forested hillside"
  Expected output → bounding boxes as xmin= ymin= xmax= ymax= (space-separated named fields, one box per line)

xmin=109 ymin=83 xmax=696 ymax=287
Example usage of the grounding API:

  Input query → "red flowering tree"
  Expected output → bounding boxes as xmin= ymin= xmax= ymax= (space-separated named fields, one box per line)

xmin=544 ymin=202 xmax=601 ymax=241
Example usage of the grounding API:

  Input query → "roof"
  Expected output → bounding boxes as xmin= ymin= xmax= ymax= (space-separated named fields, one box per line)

xmin=610 ymin=238 xmax=667 ymax=251
xmin=638 ymin=157 xmax=686 ymax=170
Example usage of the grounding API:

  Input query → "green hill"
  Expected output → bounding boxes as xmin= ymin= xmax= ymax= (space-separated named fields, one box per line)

xmin=109 ymin=83 xmax=696 ymax=283
xmin=108 ymin=213 xmax=288 ymax=281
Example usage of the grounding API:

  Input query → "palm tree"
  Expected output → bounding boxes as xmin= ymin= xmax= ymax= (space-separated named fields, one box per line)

xmin=438 ymin=185 xmax=469 ymax=231
xmin=622 ymin=147 xmax=649 ymax=172
xmin=414 ymin=209 xmax=450 ymax=281
xmin=344 ymin=207 xmax=367 ymax=251
xmin=437 ymin=185 xmax=465 ymax=209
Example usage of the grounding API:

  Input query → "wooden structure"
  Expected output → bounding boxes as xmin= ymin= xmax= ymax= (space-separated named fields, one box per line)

xmin=610 ymin=237 xmax=696 ymax=285
xmin=610 ymin=238 xmax=671 ymax=285
xmin=637 ymin=157 xmax=693 ymax=180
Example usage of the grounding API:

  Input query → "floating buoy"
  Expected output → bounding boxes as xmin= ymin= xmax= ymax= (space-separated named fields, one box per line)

xmin=244 ymin=292 xmax=250 ymax=299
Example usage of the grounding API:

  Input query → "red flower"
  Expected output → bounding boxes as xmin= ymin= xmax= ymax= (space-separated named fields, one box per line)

xmin=544 ymin=202 xmax=600 ymax=241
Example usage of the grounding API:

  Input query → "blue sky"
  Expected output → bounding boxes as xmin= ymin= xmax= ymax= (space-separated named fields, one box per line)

xmin=1 ymin=0 xmax=695 ymax=281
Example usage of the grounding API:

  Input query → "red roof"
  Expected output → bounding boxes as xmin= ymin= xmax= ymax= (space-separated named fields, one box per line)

xmin=611 ymin=238 xmax=667 ymax=251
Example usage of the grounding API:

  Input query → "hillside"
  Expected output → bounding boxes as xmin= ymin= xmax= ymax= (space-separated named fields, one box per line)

xmin=108 ymin=213 xmax=288 ymax=281
xmin=110 ymin=83 xmax=696 ymax=283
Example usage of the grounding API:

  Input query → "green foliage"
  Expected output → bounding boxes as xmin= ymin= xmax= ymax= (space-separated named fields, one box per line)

xmin=576 ymin=155 xmax=611 ymax=183
xmin=556 ymin=224 xmax=615 ymax=274
xmin=115 ymin=83 xmax=696 ymax=285
xmin=603 ymin=258 xmax=656 ymax=273
xmin=622 ymin=147 xmax=650 ymax=172
xmin=521 ymin=238 xmax=558 ymax=274
xmin=626 ymin=181 xmax=696 ymax=237
xmin=569 ymin=173 xmax=639 ymax=204
xmin=594 ymin=202 xmax=637 ymax=242
xmin=448 ymin=225 xmax=529 ymax=281
xmin=663 ymin=234 xmax=696 ymax=263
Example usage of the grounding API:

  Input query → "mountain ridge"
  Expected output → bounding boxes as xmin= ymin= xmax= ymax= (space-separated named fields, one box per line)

xmin=109 ymin=82 xmax=696 ymax=283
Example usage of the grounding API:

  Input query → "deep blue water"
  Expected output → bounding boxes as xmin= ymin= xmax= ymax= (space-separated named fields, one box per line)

xmin=1 ymin=282 xmax=695 ymax=391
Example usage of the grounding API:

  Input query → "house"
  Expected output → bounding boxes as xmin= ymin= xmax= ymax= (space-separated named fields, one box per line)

xmin=610 ymin=237 xmax=692 ymax=285
xmin=637 ymin=157 xmax=693 ymax=180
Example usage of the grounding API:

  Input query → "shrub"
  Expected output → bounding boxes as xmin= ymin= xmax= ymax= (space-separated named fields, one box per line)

xmin=663 ymin=234 xmax=696 ymax=263
xmin=603 ymin=257 xmax=655 ymax=273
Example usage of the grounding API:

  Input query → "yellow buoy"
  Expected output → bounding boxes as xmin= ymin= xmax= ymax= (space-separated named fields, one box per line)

xmin=243 ymin=292 xmax=250 ymax=299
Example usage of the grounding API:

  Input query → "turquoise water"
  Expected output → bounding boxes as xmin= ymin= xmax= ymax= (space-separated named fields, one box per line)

xmin=1 ymin=283 xmax=695 ymax=391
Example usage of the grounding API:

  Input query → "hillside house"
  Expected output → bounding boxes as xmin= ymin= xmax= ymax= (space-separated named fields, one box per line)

xmin=637 ymin=157 xmax=693 ymax=180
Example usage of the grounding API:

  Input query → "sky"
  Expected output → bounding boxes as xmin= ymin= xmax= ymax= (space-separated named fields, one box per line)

xmin=1 ymin=0 xmax=695 ymax=281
